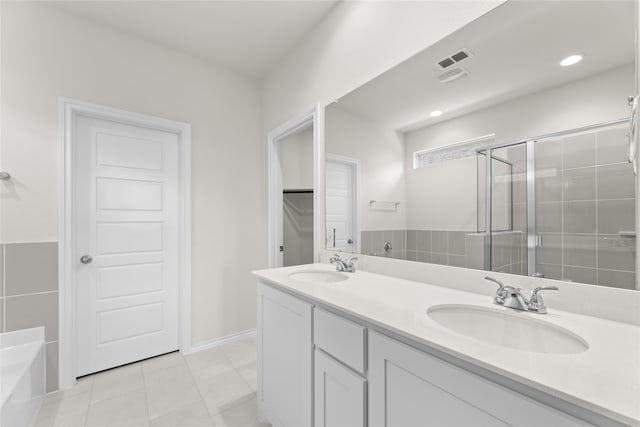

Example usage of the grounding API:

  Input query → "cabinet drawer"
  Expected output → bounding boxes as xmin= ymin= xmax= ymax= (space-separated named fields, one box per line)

xmin=314 ymin=308 xmax=366 ymax=373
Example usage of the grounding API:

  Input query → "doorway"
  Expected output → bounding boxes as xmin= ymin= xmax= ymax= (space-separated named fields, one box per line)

xmin=59 ymin=99 xmax=192 ymax=388
xmin=280 ymin=126 xmax=314 ymax=266
xmin=267 ymin=107 xmax=322 ymax=268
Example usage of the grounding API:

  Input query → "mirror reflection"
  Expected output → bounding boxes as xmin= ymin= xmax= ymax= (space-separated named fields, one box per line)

xmin=280 ymin=125 xmax=314 ymax=267
xmin=325 ymin=0 xmax=637 ymax=289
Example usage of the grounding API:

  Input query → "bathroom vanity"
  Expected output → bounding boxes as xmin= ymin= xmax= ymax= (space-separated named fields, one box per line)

xmin=254 ymin=264 xmax=640 ymax=427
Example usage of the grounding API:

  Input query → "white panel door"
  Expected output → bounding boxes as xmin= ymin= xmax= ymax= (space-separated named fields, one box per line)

xmin=326 ymin=161 xmax=354 ymax=252
xmin=75 ymin=115 xmax=180 ymax=376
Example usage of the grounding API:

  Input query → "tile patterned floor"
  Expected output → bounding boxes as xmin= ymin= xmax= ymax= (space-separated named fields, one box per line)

xmin=33 ymin=336 xmax=270 ymax=427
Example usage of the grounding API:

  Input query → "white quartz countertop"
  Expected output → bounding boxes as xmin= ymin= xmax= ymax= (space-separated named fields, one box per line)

xmin=253 ymin=263 xmax=640 ymax=426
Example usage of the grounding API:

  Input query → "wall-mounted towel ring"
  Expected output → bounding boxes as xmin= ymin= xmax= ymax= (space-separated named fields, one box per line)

xmin=0 ymin=172 xmax=10 ymax=180
xmin=628 ymin=95 xmax=638 ymax=175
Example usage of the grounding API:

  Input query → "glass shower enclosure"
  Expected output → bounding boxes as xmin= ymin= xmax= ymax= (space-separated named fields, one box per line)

xmin=478 ymin=120 xmax=636 ymax=289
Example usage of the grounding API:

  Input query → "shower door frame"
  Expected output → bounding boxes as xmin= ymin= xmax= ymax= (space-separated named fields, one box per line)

xmin=482 ymin=118 xmax=630 ymax=277
xmin=480 ymin=149 xmax=517 ymax=271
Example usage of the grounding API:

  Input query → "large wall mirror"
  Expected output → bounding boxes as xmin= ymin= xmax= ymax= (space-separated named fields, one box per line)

xmin=325 ymin=0 xmax=637 ymax=290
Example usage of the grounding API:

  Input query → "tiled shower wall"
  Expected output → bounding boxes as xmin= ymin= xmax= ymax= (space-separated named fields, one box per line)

xmin=535 ymin=126 xmax=636 ymax=289
xmin=0 ymin=242 xmax=59 ymax=391
xmin=360 ymin=229 xmax=524 ymax=273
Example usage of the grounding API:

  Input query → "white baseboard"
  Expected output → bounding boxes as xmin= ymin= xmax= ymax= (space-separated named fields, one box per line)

xmin=189 ymin=328 xmax=256 ymax=354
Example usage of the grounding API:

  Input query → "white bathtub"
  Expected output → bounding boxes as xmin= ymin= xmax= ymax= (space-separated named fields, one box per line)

xmin=0 ymin=327 xmax=46 ymax=427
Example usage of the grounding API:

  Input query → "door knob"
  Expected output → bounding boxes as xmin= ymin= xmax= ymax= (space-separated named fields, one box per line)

xmin=80 ymin=255 xmax=93 ymax=264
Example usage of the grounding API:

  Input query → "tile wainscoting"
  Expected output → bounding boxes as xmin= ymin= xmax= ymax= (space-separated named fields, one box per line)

xmin=0 ymin=241 xmax=59 ymax=391
xmin=361 ymin=229 xmax=524 ymax=274
xmin=361 ymin=227 xmax=635 ymax=289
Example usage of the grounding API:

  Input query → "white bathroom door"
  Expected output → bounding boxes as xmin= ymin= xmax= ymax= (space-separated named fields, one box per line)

xmin=74 ymin=115 xmax=180 ymax=376
xmin=326 ymin=159 xmax=356 ymax=252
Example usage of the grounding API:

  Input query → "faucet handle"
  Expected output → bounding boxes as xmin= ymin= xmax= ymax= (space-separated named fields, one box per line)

xmin=530 ymin=286 xmax=558 ymax=302
xmin=484 ymin=276 xmax=505 ymax=290
xmin=528 ymin=286 xmax=558 ymax=313
xmin=348 ymin=257 xmax=359 ymax=263
xmin=485 ymin=276 xmax=507 ymax=304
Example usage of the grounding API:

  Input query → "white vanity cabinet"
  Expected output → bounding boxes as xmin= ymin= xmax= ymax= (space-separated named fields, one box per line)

xmin=369 ymin=331 xmax=592 ymax=427
xmin=257 ymin=282 xmax=313 ymax=427
xmin=257 ymin=280 xmax=599 ymax=427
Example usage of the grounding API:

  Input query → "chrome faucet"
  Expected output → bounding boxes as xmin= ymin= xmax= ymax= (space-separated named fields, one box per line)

xmin=485 ymin=276 xmax=558 ymax=314
xmin=329 ymin=254 xmax=358 ymax=273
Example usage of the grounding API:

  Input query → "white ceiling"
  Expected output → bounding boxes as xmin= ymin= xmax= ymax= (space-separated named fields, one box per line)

xmin=51 ymin=0 xmax=340 ymax=78
xmin=333 ymin=0 xmax=635 ymax=132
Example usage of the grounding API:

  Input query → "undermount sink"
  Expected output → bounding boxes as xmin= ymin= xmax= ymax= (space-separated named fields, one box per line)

xmin=427 ymin=304 xmax=588 ymax=355
xmin=289 ymin=270 xmax=349 ymax=284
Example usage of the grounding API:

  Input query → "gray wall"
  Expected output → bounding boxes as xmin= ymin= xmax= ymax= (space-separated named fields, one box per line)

xmin=0 ymin=242 xmax=59 ymax=391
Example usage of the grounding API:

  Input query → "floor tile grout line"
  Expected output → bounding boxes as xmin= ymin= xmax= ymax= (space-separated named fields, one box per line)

xmin=140 ymin=359 xmax=153 ymax=425
xmin=191 ymin=341 xmax=258 ymax=420
xmin=228 ymin=359 xmax=257 ymax=394
xmin=185 ymin=350 xmax=222 ymax=425
xmin=87 ymin=362 xmax=150 ymax=424
xmin=82 ymin=376 xmax=96 ymax=427
xmin=223 ymin=343 xmax=260 ymax=409
xmin=42 ymin=375 xmax=95 ymax=427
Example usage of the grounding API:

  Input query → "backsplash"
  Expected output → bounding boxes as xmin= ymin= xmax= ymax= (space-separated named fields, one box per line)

xmin=361 ymin=220 xmax=634 ymax=289
xmin=360 ymin=229 xmax=525 ymax=274
xmin=1 ymin=242 xmax=59 ymax=391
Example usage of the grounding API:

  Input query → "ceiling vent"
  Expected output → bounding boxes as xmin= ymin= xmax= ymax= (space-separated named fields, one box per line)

xmin=437 ymin=48 xmax=473 ymax=69
xmin=437 ymin=66 xmax=469 ymax=84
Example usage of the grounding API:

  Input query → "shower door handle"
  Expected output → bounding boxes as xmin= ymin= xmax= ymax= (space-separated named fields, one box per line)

xmin=628 ymin=95 xmax=638 ymax=175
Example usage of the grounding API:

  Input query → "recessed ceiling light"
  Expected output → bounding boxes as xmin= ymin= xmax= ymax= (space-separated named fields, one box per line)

xmin=430 ymin=110 xmax=443 ymax=117
xmin=560 ymin=54 xmax=583 ymax=67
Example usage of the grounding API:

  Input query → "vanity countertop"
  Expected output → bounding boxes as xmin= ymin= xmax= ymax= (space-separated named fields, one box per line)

xmin=253 ymin=263 xmax=640 ymax=426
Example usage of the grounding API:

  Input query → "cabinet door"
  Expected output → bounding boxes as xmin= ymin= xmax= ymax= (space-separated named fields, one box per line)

xmin=258 ymin=282 xmax=313 ymax=427
xmin=315 ymin=350 xmax=367 ymax=427
xmin=369 ymin=331 xmax=591 ymax=427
